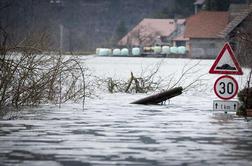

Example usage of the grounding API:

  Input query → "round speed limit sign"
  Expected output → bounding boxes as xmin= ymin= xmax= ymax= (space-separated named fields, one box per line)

xmin=214 ymin=75 xmax=238 ymax=100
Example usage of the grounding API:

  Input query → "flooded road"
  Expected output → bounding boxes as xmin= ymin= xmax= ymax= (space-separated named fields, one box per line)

xmin=1 ymin=94 xmax=252 ymax=166
xmin=0 ymin=57 xmax=251 ymax=165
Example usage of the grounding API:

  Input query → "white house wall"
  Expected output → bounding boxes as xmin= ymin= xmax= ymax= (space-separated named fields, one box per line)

xmin=189 ymin=38 xmax=225 ymax=58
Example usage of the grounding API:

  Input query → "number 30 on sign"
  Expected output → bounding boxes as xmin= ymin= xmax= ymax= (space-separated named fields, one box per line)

xmin=214 ymin=75 xmax=238 ymax=100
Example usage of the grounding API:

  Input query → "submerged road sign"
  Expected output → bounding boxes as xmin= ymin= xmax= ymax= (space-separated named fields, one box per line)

xmin=214 ymin=75 xmax=238 ymax=100
xmin=209 ymin=43 xmax=243 ymax=75
xmin=213 ymin=100 xmax=239 ymax=112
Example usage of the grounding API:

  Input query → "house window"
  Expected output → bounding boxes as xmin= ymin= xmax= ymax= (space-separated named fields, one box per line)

xmin=176 ymin=41 xmax=186 ymax=47
xmin=210 ymin=43 xmax=215 ymax=47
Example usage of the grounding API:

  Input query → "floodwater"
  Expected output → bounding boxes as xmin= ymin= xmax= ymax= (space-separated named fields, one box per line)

xmin=0 ymin=57 xmax=252 ymax=166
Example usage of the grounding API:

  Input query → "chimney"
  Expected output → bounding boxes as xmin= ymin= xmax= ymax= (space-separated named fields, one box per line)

xmin=194 ymin=0 xmax=206 ymax=14
xmin=194 ymin=4 xmax=198 ymax=14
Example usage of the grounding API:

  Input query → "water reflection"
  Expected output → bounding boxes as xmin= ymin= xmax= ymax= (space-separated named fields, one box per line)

xmin=0 ymin=100 xmax=252 ymax=166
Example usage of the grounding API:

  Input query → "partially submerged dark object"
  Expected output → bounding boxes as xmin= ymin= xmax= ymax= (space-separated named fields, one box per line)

xmin=131 ymin=87 xmax=183 ymax=105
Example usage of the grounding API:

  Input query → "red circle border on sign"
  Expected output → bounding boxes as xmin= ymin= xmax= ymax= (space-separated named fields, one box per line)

xmin=214 ymin=75 xmax=238 ymax=100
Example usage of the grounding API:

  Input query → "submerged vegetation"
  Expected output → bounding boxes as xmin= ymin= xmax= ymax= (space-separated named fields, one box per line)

xmin=101 ymin=61 xmax=206 ymax=94
xmin=0 ymin=52 xmax=87 ymax=113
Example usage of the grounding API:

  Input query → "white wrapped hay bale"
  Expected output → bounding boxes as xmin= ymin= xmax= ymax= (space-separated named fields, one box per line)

xmin=113 ymin=48 xmax=121 ymax=56
xmin=121 ymin=48 xmax=129 ymax=56
xmin=170 ymin=46 xmax=178 ymax=54
xmin=98 ymin=48 xmax=106 ymax=56
xmin=177 ymin=46 xmax=186 ymax=54
xmin=107 ymin=49 xmax=112 ymax=56
xmin=153 ymin=46 xmax=161 ymax=54
xmin=161 ymin=46 xmax=170 ymax=54
xmin=96 ymin=48 xmax=100 ymax=55
xmin=132 ymin=47 xmax=140 ymax=56
xmin=98 ymin=48 xmax=109 ymax=56
xmin=143 ymin=47 xmax=152 ymax=52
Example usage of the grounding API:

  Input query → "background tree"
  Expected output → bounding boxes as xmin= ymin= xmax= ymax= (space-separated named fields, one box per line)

xmin=129 ymin=25 xmax=161 ymax=47
xmin=0 ymin=0 xmax=184 ymax=52
xmin=153 ymin=0 xmax=194 ymax=18
xmin=0 ymin=1 xmax=88 ymax=113
xmin=115 ymin=21 xmax=127 ymax=42
xmin=204 ymin=0 xmax=230 ymax=11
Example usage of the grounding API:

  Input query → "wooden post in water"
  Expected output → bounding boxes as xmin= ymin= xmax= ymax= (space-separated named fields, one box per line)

xmin=131 ymin=87 xmax=183 ymax=105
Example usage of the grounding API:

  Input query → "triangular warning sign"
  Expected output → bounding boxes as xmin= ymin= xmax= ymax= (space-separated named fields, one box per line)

xmin=209 ymin=42 xmax=243 ymax=75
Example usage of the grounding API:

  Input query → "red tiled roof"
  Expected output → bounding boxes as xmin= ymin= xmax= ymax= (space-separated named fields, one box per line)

xmin=184 ymin=11 xmax=229 ymax=38
xmin=118 ymin=18 xmax=185 ymax=46
xmin=173 ymin=34 xmax=189 ymax=41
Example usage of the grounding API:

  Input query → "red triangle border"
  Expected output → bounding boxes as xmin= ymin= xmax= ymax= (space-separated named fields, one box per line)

xmin=209 ymin=42 xmax=243 ymax=75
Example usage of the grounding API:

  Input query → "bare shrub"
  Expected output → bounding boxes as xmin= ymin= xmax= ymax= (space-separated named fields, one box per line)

xmin=102 ymin=60 xmax=206 ymax=94
xmin=0 ymin=19 xmax=88 ymax=112
xmin=0 ymin=53 xmax=87 ymax=111
xmin=102 ymin=61 xmax=163 ymax=94
xmin=162 ymin=61 xmax=208 ymax=92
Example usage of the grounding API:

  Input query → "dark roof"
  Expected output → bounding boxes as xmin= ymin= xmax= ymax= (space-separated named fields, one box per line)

xmin=218 ymin=4 xmax=252 ymax=38
xmin=184 ymin=11 xmax=229 ymax=38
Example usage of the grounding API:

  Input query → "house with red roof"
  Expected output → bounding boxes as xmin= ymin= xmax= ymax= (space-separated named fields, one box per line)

xmin=185 ymin=2 xmax=252 ymax=58
xmin=184 ymin=11 xmax=229 ymax=58
xmin=117 ymin=1 xmax=252 ymax=58
xmin=117 ymin=18 xmax=187 ymax=47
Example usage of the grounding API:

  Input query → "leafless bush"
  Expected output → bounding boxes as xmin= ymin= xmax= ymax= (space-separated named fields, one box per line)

xmin=162 ymin=61 xmax=208 ymax=92
xmin=102 ymin=60 xmax=206 ymax=94
xmin=0 ymin=20 xmax=88 ymax=112
xmin=0 ymin=53 xmax=88 ymax=111
xmin=102 ymin=62 xmax=163 ymax=93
